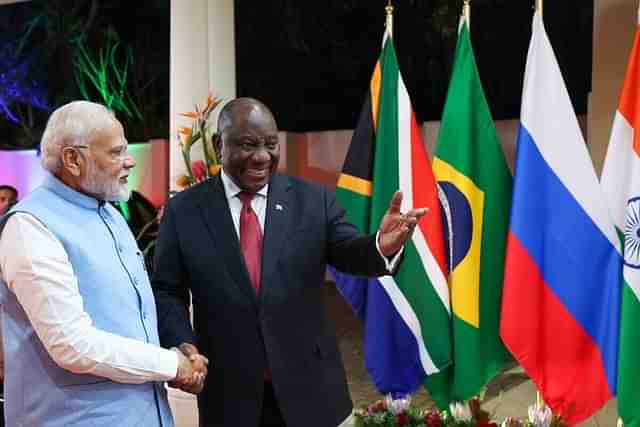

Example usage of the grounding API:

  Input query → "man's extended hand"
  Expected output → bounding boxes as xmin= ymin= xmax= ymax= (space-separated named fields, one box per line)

xmin=169 ymin=343 xmax=209 ymax=394
xmin=378 ymin=191 xmax=428 ymax=257
xmin=179 ymin=343 xmax=208 ymax=393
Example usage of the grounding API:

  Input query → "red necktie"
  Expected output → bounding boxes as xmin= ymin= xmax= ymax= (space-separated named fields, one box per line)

xmin=238 ymin=192 xmax=262 ymax=294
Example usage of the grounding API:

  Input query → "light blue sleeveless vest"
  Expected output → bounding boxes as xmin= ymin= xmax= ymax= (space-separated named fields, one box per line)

xmin=0 ymin=174 xmax=174 ymax=427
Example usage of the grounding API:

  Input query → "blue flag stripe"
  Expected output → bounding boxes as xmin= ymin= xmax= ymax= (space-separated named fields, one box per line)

xmin=510 ymin=125 xmax=622 ymax=392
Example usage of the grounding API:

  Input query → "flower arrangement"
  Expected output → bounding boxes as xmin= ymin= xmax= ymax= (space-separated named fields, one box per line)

xmin=175 ymin=94 xmax=223 ymax=188
xmin=353 ymin=396 xmax=567 ymax=427
xmin=131 ymin=94 xmax=223 ymax=265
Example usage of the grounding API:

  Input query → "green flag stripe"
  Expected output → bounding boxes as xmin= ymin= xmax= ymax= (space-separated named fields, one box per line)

xmin=373 ymin=37 xmax=452 ymax=372
xmin=393 ymin=241 xmax=453 ymax=368
xmin=618 ymin=279 xmax=640 ymax=426
xmin=335 ymin=187 xmax=371 ymax=234
xmin=370 ymin=38 xmax=400 ymax=232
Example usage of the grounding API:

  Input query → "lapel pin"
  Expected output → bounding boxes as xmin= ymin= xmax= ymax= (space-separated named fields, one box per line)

xmin=275 ymin=203 xmax=284 ymax=211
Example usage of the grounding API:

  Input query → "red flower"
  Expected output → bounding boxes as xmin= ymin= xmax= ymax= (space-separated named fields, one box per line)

xmin=191 ymin=160 xmax=207 ymax=181
xmin=396 ymin=413 xmax=410 ymax=426
xmin=369 ymin=400 xmax=386 ymax=413
xmin=477 ymin=421 xmax=498 ymax=427
xmin=424 ymin=411 xmax=442 ymax=427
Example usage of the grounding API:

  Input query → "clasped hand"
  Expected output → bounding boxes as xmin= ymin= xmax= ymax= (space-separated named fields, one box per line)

xmin=170 ymin=343 xmax=209 ymax=394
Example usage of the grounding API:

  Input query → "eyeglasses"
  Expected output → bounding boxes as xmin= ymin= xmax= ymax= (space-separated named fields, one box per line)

xmin=72 ymin=144 xmax=131 ymax=163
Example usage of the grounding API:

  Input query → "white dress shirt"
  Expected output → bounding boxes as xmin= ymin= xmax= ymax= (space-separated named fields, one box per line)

xmin=0 ymin=213 xmax=178 ymax=384
xmin=220 ymin=169 xmax=268 ymax=235
xmin=219 ymin=169 xmax=402 ymax=271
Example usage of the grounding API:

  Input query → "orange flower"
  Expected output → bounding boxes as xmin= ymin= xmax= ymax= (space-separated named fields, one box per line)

xmin=208 ymin=164 xmax=221 ymax=176
xmin=206 ymin=94 xmax=215 ymax=109
xmin=178 ymin=127 xmax=192 ymax=136
xmin=176 ymin=175 xmax=191 ymax=187
xmin=203 ymin=94 xmax=219 ymax=116
xmin=180 ymin=111 xmax=200 ymax=119
xmin=177 ymin=128 xmax=192 ymax=148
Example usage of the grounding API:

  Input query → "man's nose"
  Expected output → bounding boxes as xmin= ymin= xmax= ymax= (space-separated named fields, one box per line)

xmin=251 ymin=146 xmax=270 ymax=162
xmin=123 ymin=154 xmax=136 ymax=169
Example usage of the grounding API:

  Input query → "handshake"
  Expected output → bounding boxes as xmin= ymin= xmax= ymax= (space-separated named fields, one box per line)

xmin=170 ymin=343 xmax=209 ymax=394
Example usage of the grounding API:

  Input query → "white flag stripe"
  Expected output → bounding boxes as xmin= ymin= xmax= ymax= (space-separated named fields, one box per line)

xmin=397 ymin=76 xmax=413 ymax=214
xmin=602 ymin=112 xmax=637 ymax=227
xmin=412 ymin=227 xmax=451 ymax=314
xmin=625 ymin=268 xmax=640 ymax=301
xmin=379 ymin=275 xmax=439 ymax=375
xmin=521 ymin=13 xmax=620 ymax=251
xmin=397 ymin=72 xmax=451 ymax=313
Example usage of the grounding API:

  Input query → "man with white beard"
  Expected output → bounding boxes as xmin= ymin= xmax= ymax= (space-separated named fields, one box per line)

xmin=0 ymin=101 xmax=207 ymax=427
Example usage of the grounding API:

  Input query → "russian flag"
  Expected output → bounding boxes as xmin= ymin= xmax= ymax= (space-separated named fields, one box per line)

xmin=499 ymin=12 xmax=623 ymax=426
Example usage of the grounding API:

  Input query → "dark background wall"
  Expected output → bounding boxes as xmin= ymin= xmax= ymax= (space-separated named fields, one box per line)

xmin=236 ymin=0 xmax=593 ymax=131
xmin=0 ymin=0 xmax=592 ymax=148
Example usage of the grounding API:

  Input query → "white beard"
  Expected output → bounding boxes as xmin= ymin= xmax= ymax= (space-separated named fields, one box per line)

xmin=81 ymin=159 xmax=130 ymax=202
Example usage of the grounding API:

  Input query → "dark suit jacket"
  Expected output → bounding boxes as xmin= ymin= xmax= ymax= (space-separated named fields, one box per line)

xmin=152 ymin=173 xmax=389 ymax=427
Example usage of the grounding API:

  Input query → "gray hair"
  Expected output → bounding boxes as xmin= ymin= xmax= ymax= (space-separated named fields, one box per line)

xmin=40 ymin=101 xmax=116 ymax=173
xmin=217 ymin=97 xmax=276 ymax=136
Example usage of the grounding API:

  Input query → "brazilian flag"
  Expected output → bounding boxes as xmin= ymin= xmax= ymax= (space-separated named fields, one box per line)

xmin=425 ymin=16 xmax=513 ymax=408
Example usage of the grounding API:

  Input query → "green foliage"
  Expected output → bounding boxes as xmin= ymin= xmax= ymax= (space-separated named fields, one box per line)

xmin=0 ymin=0 xmax=169 ymax=149
xmin=73 ymin=30 xmax=143 ymax=120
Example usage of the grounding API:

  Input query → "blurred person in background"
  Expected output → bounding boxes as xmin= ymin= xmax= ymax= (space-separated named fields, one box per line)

xmin=0 ymin=186 xmax=18 ymax=216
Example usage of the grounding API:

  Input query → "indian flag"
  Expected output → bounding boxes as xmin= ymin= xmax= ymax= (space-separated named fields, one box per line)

xmin=601 ymin=9 xmax=640 ymax=427
xmin=331 ymin=29 xmax=452 ymax=396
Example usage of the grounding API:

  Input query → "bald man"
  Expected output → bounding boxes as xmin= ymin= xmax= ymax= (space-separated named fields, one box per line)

xmin=152 ymin=98 xmax=425 ymax=427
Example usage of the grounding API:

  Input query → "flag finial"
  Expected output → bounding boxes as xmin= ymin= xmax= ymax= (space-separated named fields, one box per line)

xmin=536 ymin=0 xmax=543 ymax=16
xmin=385 ymin=1 xmax=394 ymax=38
xmin=463 ymin=0 xmax=471 ymax=28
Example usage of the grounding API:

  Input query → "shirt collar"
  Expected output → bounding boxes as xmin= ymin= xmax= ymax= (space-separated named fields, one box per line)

xmin=220 ymin=168 xmax=268 ymax=200
xmin=42 ymin=172 xmax=103 ymax=210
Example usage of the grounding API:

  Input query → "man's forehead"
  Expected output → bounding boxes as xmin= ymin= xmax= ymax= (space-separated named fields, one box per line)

xmin=232 ymin=128 xmax=278 ymax=137
xmin=93 ymin=122 xmax=127 ymax=147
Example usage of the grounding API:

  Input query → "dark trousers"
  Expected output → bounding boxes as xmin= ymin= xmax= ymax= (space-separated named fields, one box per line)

xmin=260 ymin=382 xmax=286 ymax=427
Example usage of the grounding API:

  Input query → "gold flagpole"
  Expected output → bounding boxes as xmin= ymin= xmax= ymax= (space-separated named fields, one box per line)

xmin=535 ymin=0 xmax=544 ymax=413
xmin=536 ymin=392 xmax=544 ymax=410
xmin=385 ymin=0 xmax=394 ymax=38
xmin=463 ymin=0 xmax=471 ymax=29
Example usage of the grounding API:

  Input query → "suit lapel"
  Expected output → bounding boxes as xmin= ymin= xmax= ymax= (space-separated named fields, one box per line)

xmin=198 ymin=176 xmax=258 ymax=306
xmin=259 ymin=174 xmax=292 ymax=304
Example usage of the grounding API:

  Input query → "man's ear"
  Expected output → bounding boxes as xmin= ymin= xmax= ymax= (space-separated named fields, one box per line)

xmin=61 ymin=147 xmax=83 ymax=177
xmin=213 ymin=133 xmax=222 ymax=159
xmin=217 ymin=136 xmax=226 ymax=159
